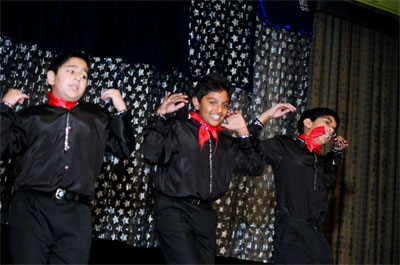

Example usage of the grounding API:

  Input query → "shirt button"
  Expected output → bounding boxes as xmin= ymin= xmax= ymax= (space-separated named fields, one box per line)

xmin=65 ymin=165 xmax=69 ymax=170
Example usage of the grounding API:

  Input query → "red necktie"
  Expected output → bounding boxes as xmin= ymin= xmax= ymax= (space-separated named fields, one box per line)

xmin=190 ymin=111 xmax=222 ymax=151
xmin=47 ymin=91 xmax=78 ymax=110
xmin=298 ymin=125 xmax=325 ymax=155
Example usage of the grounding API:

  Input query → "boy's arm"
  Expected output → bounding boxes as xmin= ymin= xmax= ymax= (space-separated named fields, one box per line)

xmin=0 ymin=89 xmax=30 ymax=158
xmin=101 ymin=89 xmax=135 ymax=158
xmin=221 ymin=111 xmax=263 ymax=176
xmin=324 ymin=136 xmax=349 ymax=186
xmin=141 ymin=92 xmax=188 ymax=164
xmin=257 ymin=103 xmax=297 ymax=124
xmin=247 ymin=103 xmax=296 ymax=139
xmin=141 ymin=113 xmax=178 ymax=165
xmin=156 ymin=92 xmax=189 ymax=116
xmin=101 ymin=89 xmax=127 ymax=112
xmin=220 ymin=110 xmax=249 ymax=136
xmin=2 ymin=89 xmax=30 ymax=107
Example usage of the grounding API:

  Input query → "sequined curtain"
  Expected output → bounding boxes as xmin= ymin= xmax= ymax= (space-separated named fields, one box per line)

xmin=212 ymin=16 xmax=310 ymax=263
xmin=188 ymin=0 xmax=256 ymax=90
xmin=1 ymin=1 xmax=312 ymax=262
xmin=309 ymin=12 xmax=399 ymax=265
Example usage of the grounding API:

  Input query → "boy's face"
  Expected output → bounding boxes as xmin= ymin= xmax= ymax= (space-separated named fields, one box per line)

xmin=47 ymin=57 xmax=89 ymax=102
xmin=192 ymin=90 xmax=230 ymax=127
xmin=304 ymin=115 xmax=337 ymax=145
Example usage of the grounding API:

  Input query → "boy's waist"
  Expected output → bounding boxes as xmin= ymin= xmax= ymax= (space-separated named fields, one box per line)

xmin=17 ymin=188 xmax=91 ymax=205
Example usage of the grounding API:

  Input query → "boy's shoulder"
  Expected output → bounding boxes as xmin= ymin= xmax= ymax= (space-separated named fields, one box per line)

xmin=263 ymin=134 xmax=296 ymax=148
xmin=76 ymin=102 xmax=107 ymax=112
xmin=17 ymin=104 xmax=51 ymax=116
xmin=17 ymin=102 xmax=108 ymax=116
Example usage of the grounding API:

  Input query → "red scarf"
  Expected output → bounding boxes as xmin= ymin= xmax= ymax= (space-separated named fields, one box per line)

xmin=190 ymin=111 xmax=222 ymax=151
xmin=47 ymin=91 xmax=78 ymax=110
xmin=298 ymin=125 xmax=325 ymax=155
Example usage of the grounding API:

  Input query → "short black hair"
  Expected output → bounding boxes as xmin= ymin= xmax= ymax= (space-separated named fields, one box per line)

xmin=297 ymin=107 xmax=340 ymax=134
xmin=48 ymin=51 xmax=90 ymax=75
xmin=193 ymin=73 xmax=232 ymax=103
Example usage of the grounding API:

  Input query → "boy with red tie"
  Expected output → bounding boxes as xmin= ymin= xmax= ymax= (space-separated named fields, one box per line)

xmin=0 ymin=51 xmax=135 ymax=264
xmin=251 ymin=105 xmax=349 ymax=264
xmin=142 ymin=73 xmax=271 ymax=264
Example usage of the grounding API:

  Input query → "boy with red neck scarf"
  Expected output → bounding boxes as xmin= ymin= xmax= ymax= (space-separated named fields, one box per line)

xmin=142 ymin=73 xmax=268 ymax=264
xmin=0 ymin=51 xmax=135 ymax=264
xmin=250 ymin=105 xmax=349 ymax=264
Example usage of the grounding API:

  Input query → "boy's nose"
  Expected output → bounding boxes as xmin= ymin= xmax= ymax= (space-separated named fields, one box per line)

xmin=327 ymin=127 xmax=335 ymax=136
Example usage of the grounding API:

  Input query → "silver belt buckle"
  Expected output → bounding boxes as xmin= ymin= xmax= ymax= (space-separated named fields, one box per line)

xmin=55 ymin=188 xmax=66 ymax=200
xmin=192 ymin=199 xmax=201 ymax=205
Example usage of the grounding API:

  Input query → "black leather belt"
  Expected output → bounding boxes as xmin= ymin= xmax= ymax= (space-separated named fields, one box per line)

xmin=44 ymin=188 xmax=90 ymax=205
xmin=158 ymin=192 xmax=209 ymax=205
xmin=279 ymin=216 xmax=319 ymax=231
xmin=184 ymin=198 xmax=208 ymax=205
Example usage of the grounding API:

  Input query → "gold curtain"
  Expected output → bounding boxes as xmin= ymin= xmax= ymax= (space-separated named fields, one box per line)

xmin=309 ymin=12 xmax=399 ymax=264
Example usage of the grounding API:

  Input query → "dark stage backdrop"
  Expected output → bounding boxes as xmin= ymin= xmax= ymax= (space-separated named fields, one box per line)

xmin=1 ymin=0 xmax=190 ymax=73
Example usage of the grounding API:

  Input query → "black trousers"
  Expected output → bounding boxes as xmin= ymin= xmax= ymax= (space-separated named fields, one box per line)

xmin=273 ymin=217 xmax=334 ymax=264
xmin=154 ymin=193 xmax=218 ymax=264
xmin=8 ymin=190 xmax=92 ymax=264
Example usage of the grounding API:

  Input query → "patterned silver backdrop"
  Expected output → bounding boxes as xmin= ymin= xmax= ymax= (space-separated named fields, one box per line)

xmin=0 ymin=1 xmax=311 ymax=262
xmin=211 ymin=16 xmax=310 ymax=262
xmin=188 ymin=0 xmax=255 ymax=90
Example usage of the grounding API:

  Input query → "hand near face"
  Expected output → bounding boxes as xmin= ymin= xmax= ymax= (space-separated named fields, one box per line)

xmin=258 ymin=103 xmax=297 ymax=124
xmin=333 ymin=136 xmax=349 ymax=151
xmin=221 ymin=110 xmax=249 ymax=136
xmin=2 ymin=89 xmax=30 ymax=106
xmin=101 ymin=89 xmax=127 ymax=112
xmin=157 ymin=92 xmax=189 ymax=115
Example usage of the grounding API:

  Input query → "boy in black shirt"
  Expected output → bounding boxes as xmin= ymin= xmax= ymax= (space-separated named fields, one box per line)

xmin=0 ymin=51 xmax=135 ymax=264
xmin=251 ymin=104 xmax=349 ymax=264
xmin=142 ymin=73 xmax=279 ymax=264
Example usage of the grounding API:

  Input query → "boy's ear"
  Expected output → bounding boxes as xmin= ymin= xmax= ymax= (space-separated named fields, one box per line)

xmin=47 ymin=71 xmax=56 ymax=86
xmin=303 ymin=118 xmax=313 ymax=131
xmin=192 ymin=96 xmax=200 ymax=110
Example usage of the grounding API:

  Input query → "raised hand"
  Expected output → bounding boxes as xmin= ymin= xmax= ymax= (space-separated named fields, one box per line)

xmin=258 ymin=103 xmax=297 ymax=124
xmin=157 ymin=92 xmax=189 ymax=115
xmin=2 ymin=89 xmax=30 ymax=106
xmin=101 ymin=89 xmax=127 ymax=112
xmin=221 ymin=110 xmax=249 ymax=136
xmin=333 ymin=136 xmax=349 ymax=151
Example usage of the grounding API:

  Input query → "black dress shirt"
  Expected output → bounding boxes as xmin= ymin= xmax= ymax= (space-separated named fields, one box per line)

xmin=250 ymin=120 xmax=342 ymax=226
xmin=142 ymin=115 xmax=264 ymax=202
xmin=0 ymin=102 xmax=135 ymax=198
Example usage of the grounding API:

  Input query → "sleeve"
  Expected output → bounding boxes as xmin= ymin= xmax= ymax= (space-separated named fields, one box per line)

xmin=141 ymin=115 xmax=177 ymax=165
xmin=260 ymin=136 xmax=285 ymax=165
xmin=0 ymin=103 xmax=27 ymax=159
xmin=247 ymin=119 xmax=284 ymax=165
xmin=323 ymin=149 xmax=343 ymax=186
xmin=232 ymin=135 xmax=264 ymax=177
xmin=106 ymin=109 xmax=136 ymax=159
xmin=247 ymin=119 xmax=264 ymax=139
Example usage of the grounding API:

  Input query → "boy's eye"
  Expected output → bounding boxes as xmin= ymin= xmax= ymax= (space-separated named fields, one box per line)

xmin=222 ymin=103 xmax=229 ymax=108
xmin=81 ymin=75 xmax=87 ymax=79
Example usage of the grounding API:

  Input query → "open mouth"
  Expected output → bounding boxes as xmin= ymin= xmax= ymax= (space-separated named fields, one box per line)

xmin=210 ymin=114 xmax=222 ymax=121
xmin=70 ymin=84 xmax=79 ymax=91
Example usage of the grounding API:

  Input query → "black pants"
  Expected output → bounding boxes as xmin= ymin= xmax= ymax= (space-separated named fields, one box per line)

xmin=273 ymin=217 xmax=334 ymax=264
xmin=154 ymin=193 xmax=218 ymax=264
xmin=8 ymin=190 xmax=92 ymax=264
